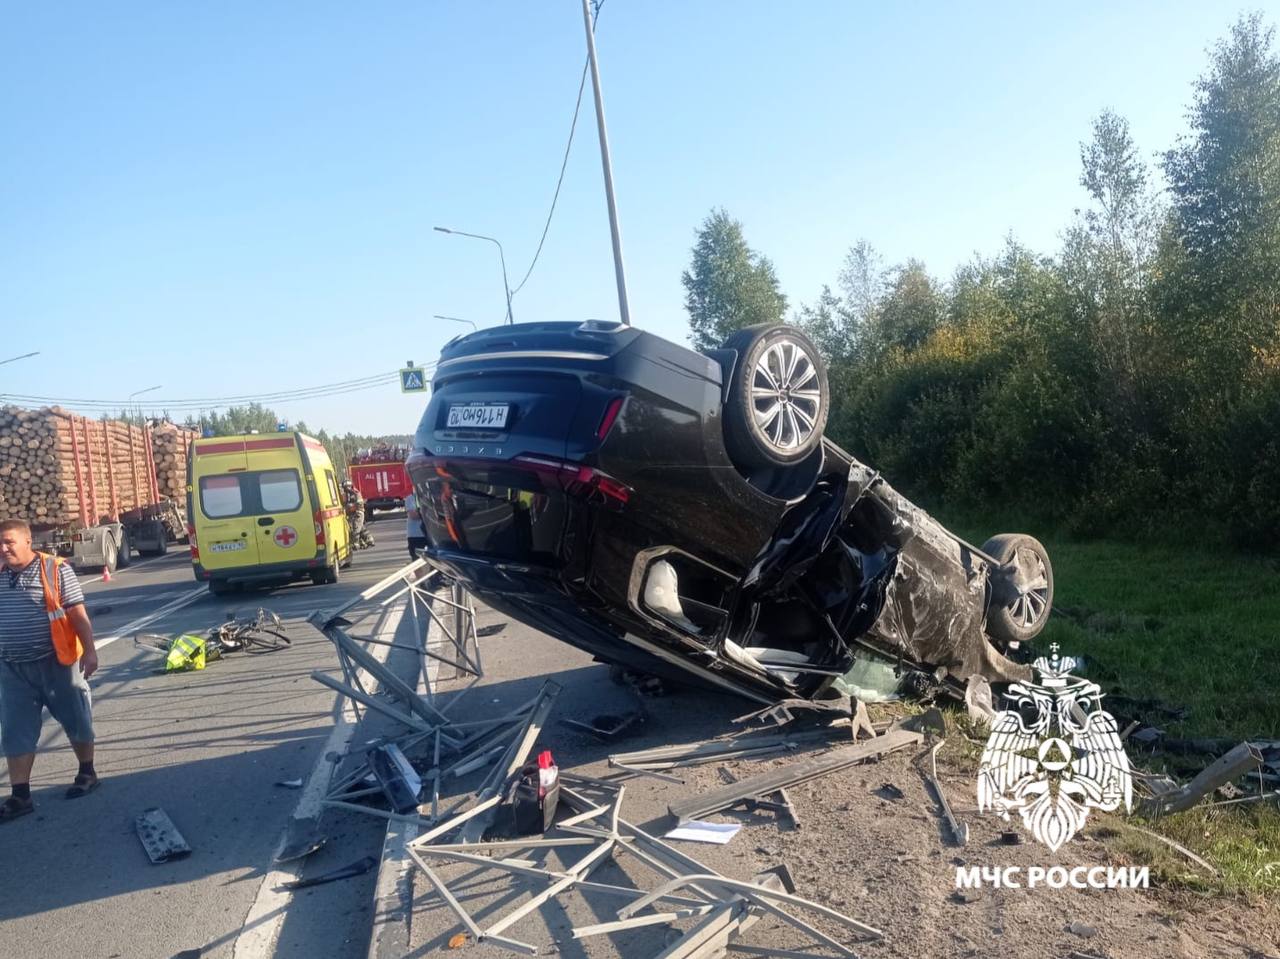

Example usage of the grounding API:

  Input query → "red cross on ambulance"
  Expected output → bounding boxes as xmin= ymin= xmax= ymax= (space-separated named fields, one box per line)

xmin=274 ymin=525 xmax=298 ymax=548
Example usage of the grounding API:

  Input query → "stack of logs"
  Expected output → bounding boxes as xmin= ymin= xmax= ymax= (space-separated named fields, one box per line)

xmin=151 ymin=422 xmax=197 ymax=502
xmin=0 ymin=406 xmax=193 ymax=527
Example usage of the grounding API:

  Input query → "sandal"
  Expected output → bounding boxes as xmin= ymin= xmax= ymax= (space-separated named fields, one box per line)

xmin=0 ymin=796 xmax=34 ymax=821
xmin=66 ymin=775 xmax=100 ymax=799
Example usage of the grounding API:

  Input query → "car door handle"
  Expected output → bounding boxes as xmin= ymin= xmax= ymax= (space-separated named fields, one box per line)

xmin=258 ymin=517 xmax=275 ymax=527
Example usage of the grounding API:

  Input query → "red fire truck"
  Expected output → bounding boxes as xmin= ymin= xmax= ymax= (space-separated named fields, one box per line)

xmin=347 ymin=445 xmax=411 ymax=519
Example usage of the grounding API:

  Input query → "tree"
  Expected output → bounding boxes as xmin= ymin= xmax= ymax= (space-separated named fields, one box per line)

xmin=1161 ymin=13 xmax=1280 ymax=377
xmin=682 ymin=209 xmax=787 ymax=350
xmin=838 ymin=240 xmax=885 ymax=328
xmin=796 ymin=240 xmax=884 ymax=365
xmin=1061 ymin=110 xmax=1160 ymax=423
xmin=863 ymin=260 xmax=941 ymax=357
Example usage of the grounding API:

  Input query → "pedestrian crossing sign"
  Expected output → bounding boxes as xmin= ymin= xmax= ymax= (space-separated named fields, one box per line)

xmin=400 ymin=367 xmax=427 ymax=393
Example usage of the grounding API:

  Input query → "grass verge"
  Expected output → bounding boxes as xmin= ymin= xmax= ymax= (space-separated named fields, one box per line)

xmin=949 ymin=520 xmax=1280 ymax=897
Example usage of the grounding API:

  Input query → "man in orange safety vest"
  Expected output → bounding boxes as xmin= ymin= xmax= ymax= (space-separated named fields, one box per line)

xmin=0 ymin=518 xmax=99 ymax=822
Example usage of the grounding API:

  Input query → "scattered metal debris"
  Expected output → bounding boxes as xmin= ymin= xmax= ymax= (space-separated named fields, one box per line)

xmin=1140 ymin=741 xmax=1266 ymax=816
xmin=369 ymin=743 xmax=423 ymax=814
xmin=716 ymin=768 xmax=800 ymax=830
xmin=1204 ymin=789 xmax=1280 ymax=809
xmin=405 ymin=776 xmax=882 ymax=957
xmin=281 ymin=855 xmax=378 ymax=890
xmin=274 ymin=816 xmax=327 ymax=863
xmin=918 ymin=740 xmax=968 ymax=846
xmin=135 ymin=807 xmax=191 ymax=864
xmin=732 ymin=697 xmax=857 ymax=728
xmin=562 ymin=710 xmax=643 ymax=741
xmin=609 ymin=722 xmax=871 ymax=774
xmin=669 ymin=728 xmax=923 ymax=823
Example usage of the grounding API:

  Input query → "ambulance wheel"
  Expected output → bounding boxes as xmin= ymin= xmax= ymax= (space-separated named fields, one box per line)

xmin=209 ymin=579 xmax=232 ymax=597
xmin=311 ymin=561 xmax=339 ymax=586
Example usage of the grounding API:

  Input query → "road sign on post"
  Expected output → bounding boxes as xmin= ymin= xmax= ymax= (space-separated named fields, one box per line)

xmin=400 ymin=365 xmax=427 ymax=393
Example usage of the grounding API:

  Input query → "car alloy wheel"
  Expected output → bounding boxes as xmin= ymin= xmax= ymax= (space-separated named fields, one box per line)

xmin=751 ymin=339 xmax=823 ymax=453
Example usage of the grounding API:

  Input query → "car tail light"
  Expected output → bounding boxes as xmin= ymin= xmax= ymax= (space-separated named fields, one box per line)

xmin=511 ymin=454 xmax=630 ymax=507
xmin=188 ymin=525 xmax=199 ymax=561
xmin=596 ymin=396 xmax=625 ymax=440
xmin=314 ymin=511 xmax=326 ymax=545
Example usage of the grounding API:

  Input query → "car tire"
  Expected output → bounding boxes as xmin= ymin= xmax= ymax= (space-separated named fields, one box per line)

xmin=722 ymin=324 xmax=829 ymax=470
xmin=982 ymin=533 xmax=1054 ymax=645
xmin=115 ymin=530 xmax=132 ymax=569
xmin=209 ymin=579 xmax=232 ymax=597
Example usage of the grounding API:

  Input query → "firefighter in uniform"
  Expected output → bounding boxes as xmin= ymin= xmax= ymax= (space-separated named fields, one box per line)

xmin=342 ymin=482 xmax=375 ymax=550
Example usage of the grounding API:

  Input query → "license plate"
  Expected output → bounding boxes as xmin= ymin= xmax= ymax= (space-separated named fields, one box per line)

xmin=447 ymin=403 xmax=510 ymax=429
xmin=209 ymin=541 xmax=247 ymax=553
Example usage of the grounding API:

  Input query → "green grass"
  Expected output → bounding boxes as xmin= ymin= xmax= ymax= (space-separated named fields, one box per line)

xmin=952 ymin=524 xmax=1280 ymax=741
xmin=947 ymin=520 xmax=1280 ymax=896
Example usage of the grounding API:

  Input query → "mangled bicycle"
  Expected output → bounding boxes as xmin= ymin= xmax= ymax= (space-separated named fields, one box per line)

xmin=135 ymin=608 xmax=291 ymax=671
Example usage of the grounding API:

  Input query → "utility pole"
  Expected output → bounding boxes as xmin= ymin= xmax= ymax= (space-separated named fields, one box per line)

xmin=581 ymin=0 xmax=632 ymax=326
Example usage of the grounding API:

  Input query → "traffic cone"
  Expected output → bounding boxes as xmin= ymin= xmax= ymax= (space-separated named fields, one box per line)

xmin=102 ymin=567 xmax=111 ymax=583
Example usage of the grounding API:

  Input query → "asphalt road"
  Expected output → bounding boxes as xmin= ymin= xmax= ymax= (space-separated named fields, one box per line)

xmin=0 ymin=514 xmax=420 ymax=959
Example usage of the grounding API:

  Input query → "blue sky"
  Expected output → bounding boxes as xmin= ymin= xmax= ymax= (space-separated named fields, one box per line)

xmin=2 ymin=2 xmax=1274 ymax=434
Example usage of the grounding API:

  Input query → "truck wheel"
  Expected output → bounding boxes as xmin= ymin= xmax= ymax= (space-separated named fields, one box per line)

xmin=982 ymin=533 xmax=1054 ymax=645
xmin=140 ymin=539 xmax=168 ymax=558
xmin=102 ymin=537 xmax=119 ymax=573
xmin=115 ymin=530 xmax=132 ymax=569
xmin=722 ymin=324 xmax=829 ymax=470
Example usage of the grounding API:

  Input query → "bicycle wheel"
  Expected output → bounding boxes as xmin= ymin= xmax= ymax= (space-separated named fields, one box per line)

xmin=242 ymin=628 xmax=291 ymax=653
xmin=213 ymin=626 xmax=246 ymax=653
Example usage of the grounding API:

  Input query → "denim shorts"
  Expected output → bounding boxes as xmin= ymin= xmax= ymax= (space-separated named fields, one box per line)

xmin=0 ymin=655 xmax=95 ymax=756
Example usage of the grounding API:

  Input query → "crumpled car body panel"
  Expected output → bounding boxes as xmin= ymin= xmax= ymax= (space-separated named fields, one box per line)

xmin=409 ymin=322 xmax=1032 ymax=702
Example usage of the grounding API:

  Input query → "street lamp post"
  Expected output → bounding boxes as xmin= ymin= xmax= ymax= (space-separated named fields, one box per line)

xmin=433 ymin=314 xmax=478 ymax=332
xmin=128 ymin=385 xmax=162 ymax=424
xmin=433 ymin=226 xmax=515 ymax=325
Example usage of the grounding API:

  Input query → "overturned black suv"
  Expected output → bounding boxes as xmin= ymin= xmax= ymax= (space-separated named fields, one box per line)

xmin=407 ymin=320 xmax=1052 ymax=704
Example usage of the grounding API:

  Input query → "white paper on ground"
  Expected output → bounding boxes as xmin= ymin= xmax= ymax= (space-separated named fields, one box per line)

xmin=664 ymin=820 xmax=742 ymax=844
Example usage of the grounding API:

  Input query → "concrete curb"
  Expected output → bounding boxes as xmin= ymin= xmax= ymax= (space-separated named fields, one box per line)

xmin=366 ymin=584 xmax=443 ymax=959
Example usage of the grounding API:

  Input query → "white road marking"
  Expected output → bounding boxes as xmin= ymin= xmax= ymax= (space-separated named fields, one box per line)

xmin=367 ymin=593 xmax=440 ymax=959
xmin=88 ymin=588 xmax=188 ymax=612
xmin=232 ymin=598 xmax=408 ymax=959
xmin=93 ymin=587 xmax=207 ymax=649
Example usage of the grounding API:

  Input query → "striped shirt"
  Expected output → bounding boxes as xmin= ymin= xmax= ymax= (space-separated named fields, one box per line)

xmin=0 ymin=557 xmax=85 ymax=662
